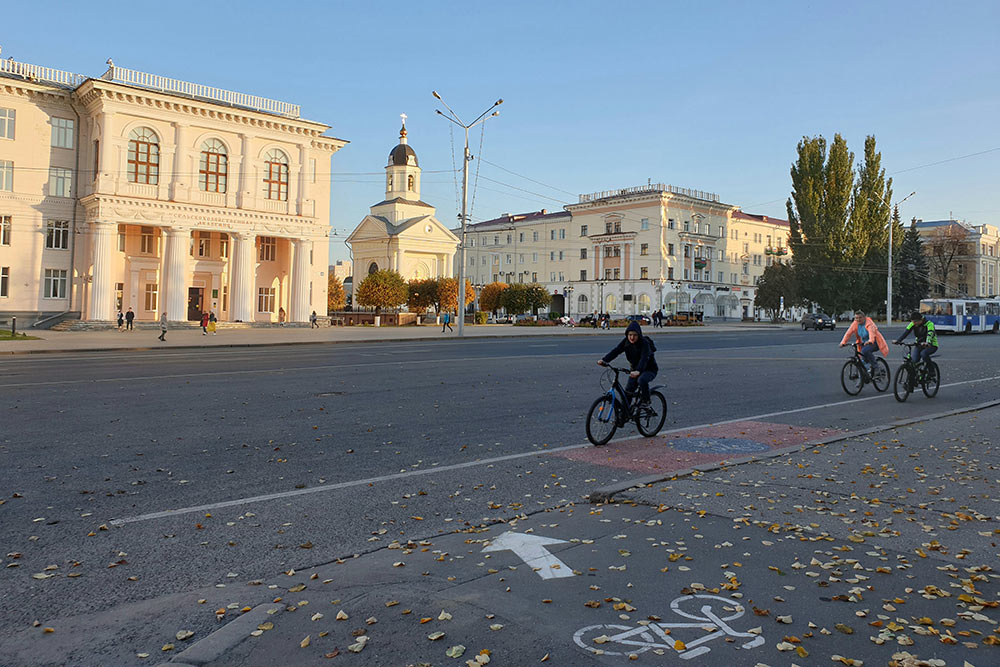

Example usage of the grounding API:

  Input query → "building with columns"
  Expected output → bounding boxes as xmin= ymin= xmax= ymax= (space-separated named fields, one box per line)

xmin=0 ymin=56 xmax=344 ymax=326
xmin=346 ymin=121 xmax=458 ymax=296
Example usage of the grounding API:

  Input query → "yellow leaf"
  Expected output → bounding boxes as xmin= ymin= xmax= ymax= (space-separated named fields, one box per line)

xmin=300 ymin=635 xmax=310 ymax=648
xmin=673 ymin=639 xmax=686 ymax=651
xmin=795 ymin=646 xmax=808 ymax=658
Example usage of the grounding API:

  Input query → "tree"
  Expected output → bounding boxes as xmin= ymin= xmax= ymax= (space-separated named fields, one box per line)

xmin=754 ymin=262 xmax=801 ymax=320
xmin=438 ymin=277 xmax=474 ymax=313
xmin=895 ymin=217 xmax=930 ymax=315
xmin=849 ymin=136 xmax=895 ymax=312
xmin=499 ymin=284 xmax=531 ymax=315
xmin=787 ymin=134 xmax=855 ymax=315
xmin=356 ymin=270 xmax=408 ymax=314
xmin=923 ymin=222 xmax=969 ymax=297
xmin=407 ymin=278 xmax=439 ymax=315
xmin=327 ymin=275 xmax=346 ymax=314
xmin=479 ymin=282 xmax=508 ymax=315
xmin=525 ymin=283 xmax=552 ymax=314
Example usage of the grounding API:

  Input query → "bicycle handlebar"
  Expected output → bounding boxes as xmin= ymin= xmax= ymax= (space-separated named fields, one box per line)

xmin=598 ymin=364 xmax=633 ymax=374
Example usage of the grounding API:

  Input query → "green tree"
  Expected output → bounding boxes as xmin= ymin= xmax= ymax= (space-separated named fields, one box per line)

xmin=787 ymin=134 xmax=855 ymax=315
xmin=479 ymin=282 xmax=508 ymax=315
xmin=849 ymin=136 xmax=894 ymax=312
xmin=407 ymin=278 xmax=439 ymax=315
xmin=895 ymin=217 xmax=930 ymax=315
xmin=327 ymin=275 xmax=346 ymax=314
xmin=356 ymin=270 xmax=408 ymax=314
xmin=499 ymin=283 xmax=531 ymax=315
xmin=754 ymin=262 xmax=801 ymax=321
xmin=525 ymin=283 xmax=552 ymax=314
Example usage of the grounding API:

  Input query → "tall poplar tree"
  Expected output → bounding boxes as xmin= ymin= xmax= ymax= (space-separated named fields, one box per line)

xmin=895 ymin=216 xmax=930 ymax=316
xmin=849 ymin=136 xmax=894 ymax=311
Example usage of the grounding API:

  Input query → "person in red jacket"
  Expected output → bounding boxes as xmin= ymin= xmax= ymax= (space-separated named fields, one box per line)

xmin=201 ymin=311 xmax=210 ymax=335
xmin=839 ymin=310 xmax=888 ymax=373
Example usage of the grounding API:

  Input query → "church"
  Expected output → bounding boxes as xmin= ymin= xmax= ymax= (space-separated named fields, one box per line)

xmin=346 ymin=118 xmax=458 ymax=298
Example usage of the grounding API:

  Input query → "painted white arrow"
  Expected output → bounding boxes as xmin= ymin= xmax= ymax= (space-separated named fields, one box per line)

xmin=481 ymin=531 xmax=575 ymax=579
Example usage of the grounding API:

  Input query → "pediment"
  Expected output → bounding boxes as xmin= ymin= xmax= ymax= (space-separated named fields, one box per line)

xmin=346 ymin=216 xmax=392 ymax=243
xmin=394 ymin=216 xmax=460 ymax=243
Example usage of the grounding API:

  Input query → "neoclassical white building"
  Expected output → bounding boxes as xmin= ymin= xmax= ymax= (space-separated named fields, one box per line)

xmin=0 ymin=57 xmax=344 ymax=325
xmin=346 ymin=121 xmax=458 ymax=295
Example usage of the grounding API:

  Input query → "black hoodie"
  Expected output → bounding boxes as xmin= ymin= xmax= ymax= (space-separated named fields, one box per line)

xmin=601 ymin=321 xmax=658 ymax=373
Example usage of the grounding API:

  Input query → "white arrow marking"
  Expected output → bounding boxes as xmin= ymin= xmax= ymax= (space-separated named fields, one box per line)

xmin=481 ymin=531 xmax=575 ymax=579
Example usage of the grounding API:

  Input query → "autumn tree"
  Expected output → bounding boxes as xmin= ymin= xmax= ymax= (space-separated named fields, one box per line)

xmin=479 ymin=282 xmax=508 ymax=315
xmin=327 ymin=275 xmax=346 ymax=314
xmin=356 ymin=270 xmax=408 ymax=314
xmin=754 ymin=262 xmax=801 ymax=321
xmin=895 ymin=217 xmax=930 ymax=315
xmin=437 ymin=277 xmax=475 ymax=313
xmin=923 ymin=221 xmax=969 ymax=297
xmin=407 ymin=278 xmax=439 ymax=315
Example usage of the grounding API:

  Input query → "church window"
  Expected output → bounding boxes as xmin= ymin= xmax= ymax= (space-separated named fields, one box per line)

xmin=127 ymin=127 xmax=159 ymax=185
xmin=407 ymin=174 xmax=414 ymax=191
xmin=387 ymin=174 xmax=392 ymax=190
xmin=199 ymin=139 xmax=228 ymax=193
xmin=264 ymin=149 xmax=289 ymax=201
xmin=368 ymin=262 xmax=378 ymax=275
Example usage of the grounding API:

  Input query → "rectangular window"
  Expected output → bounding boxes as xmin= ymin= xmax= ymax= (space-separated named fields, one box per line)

xmin=506 ymin=234 xmax=512 ymax=244
xmin=580 ymin=225 xmax=588 ymax=236
xmin=532 ymin=231 xmax=538 ymax=242
xmin=684 ymin=245 xmax=690 ymax=258
xmin=613 ymin=268 xmax=620 ymax=280
xmin=259 ymin=236 xmax=277 ymax=262
xmin=51 ymin=118 xmax=74 ymax=149
xmin=532 ymin=253 xmax=538 ymax=262
xmin=558 ymin=250 xmax=564 ymax=260
xmin=144 ymin=283 xmax=158 ymax=311
xmin=668 ymin=219 xmax=675 ymax=230
xmin=718 ymin=271 xmax=724 ymax=283
xmin=0 ymin=108 xmax=14 ymax=139
xmin=140 ymin=226 xmax=156 ymax=254
xmin=742 ymin=262 xmax=749 ymax=275
xmin=580 ymin=270 xmax=587 ymax=281
xmin=0 ymin=160 xmax=12 ymax=191
xmin=558 ymin=272 xmax=564 ymax=281
xmin=668 ymin=267 xmax=674 ymax=280
xmin=550 ymin=230 xmax=555 ymax=241
xmin=115 ymin=282 xmax=124 ymax=311
xmin=719 ymin=225 xmax=725 ymax=238
xmin=45 ymin=220 xmax=69 ymax=250
xmin=684 ymin=268 xmax=690 ymax=279
xmin=0 ymin=215 xmax=10 ymax=245
xmin=0 ymin=266 xmax=8 ymax=297
xmin=519 ymin=232 xmax=524 ymax=242
xmin=220 ymin=235 xmax=229 ymax=259
xmin=531 ymin=272 xmax=537 ymax=281
xmin=198 ymin=232 xmax=210 ymax=257
xmin=668 ymin=243 xmax=674 ymax=256
xmin=257 ymin=287 xmax=276 ymax=313
xmin=640 ymin=266 xmax=648 ymax=279
xmin=640 ymin=243 xmax=648 ymax=256
xmin=694 ymin=269 xmax=701 ymax=281
xmin=683 ymin=221 xmax=690 ymax=232
xmin=550 ymin=272 xmax=556 ymax=282
xmin=605 ymin=268 xmax=612 ymax=280
xmin=640 ymin=218 xmax=649 ymax=230
xmin=614 ymin=221 xmax=621 ymax=233
xmin=550 ymin=251 xmax=555 ymax=261
xmin=222 ymin=285 xmax=229 ymax=312
xmin=605 ymin=222 xmax=613 ymax=234
xmin=43 ymin=268 xmax=67 ymax=299
xmin=580 ymin=248 xmax=587 ymax=259
xmin=613 ymin=246 xmax=620 ymax=257
xmin=118 ymin=230 xmax=125 ymax=252
xmin=559 ymin=228 xmax=566 ymax=239
xmin=469 ymin=238 xmax=475 ymax=248
xmin=506 ymin=254 xmax=512 ymax=264
xmin=49 ymin=168 xmax=73 ymax=197
xmin=494 ymin=235 xmax=499 ymax=245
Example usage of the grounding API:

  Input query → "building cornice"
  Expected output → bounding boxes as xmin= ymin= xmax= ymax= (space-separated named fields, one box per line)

xmin=0 ymin=79 xmax=73 ymax=104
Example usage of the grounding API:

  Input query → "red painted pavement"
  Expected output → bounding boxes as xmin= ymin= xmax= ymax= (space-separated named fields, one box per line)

xmin=556 ymin=421 xmax=841 ymax=474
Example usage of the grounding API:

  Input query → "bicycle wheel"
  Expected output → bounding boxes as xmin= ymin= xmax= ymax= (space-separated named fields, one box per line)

xmin=893 ymin=364 xmax=912 ymax=402
xmin=872 ymin=358 xmax=890 ymax=392
xmin=586 ymin=395 xmax=618 ymax=446
xmin=840 ymin=360 xmax=863 ymax=395
xmin=922 ymin=361 xmax=940 ymax=398
xmin=635 ymin=391 xmax=667 ymax=437
xmin=573 ymin=624 xmax=651 ymax=656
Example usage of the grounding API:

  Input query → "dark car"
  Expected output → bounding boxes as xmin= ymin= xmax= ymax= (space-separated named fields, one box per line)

xmin=626 ymin=314 xmax=652 ymax=325
xmin=801 ymin=312 xmax=836 ymax=330
xmin=579 ymin=314 xmax=597 ymax=325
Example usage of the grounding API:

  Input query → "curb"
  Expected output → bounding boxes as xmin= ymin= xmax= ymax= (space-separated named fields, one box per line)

xmin=155 ymin=602 xmax=282 ymax=667
xmin=588 ymin=398 xmax=1000 ymax=504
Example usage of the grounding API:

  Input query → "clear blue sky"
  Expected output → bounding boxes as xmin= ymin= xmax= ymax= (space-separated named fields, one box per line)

xmin=5 ymin=0 xmax=998 ymax=265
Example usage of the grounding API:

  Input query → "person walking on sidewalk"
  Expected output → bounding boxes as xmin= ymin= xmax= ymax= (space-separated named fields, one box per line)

xmin=116 ymin=310 xmax=125 ymax=332
xmin=208 ymin=311 xmax=217 ymax=335
xmin=278 ymin=307 xmax=286 ymax=326
xmin=158 ymin=313 xmax=168 ymax=342
xmin=310 ymin=310 xmax=318 ymax=328
xmin=201 ymin=311 xmax=210 ymax=335
xmin=442 ymin=312 xmax=453 ymax=333
xmin=125 ymin=307 xmax=135 ymax=332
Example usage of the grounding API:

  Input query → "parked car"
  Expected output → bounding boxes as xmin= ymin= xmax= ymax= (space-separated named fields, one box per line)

xmin=514 ymin=314 xmax=535 ymax=323
xmin=487 ymin=314 xmax=513 ymax=324
xmin=579 ymin=314 xmax=597 ymax=326
xmin=626 ymin=314 xmax=652 ymax=325
xmin=801 ymin=312 xmax=835 ymax=330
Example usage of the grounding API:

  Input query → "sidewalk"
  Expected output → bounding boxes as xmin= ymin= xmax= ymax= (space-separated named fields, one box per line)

xmin=0 ymin=320 xmax=791 ymax=355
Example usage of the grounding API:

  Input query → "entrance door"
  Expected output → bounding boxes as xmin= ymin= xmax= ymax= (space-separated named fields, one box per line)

xmin=187 ymin=288 xmax=204 ymax=321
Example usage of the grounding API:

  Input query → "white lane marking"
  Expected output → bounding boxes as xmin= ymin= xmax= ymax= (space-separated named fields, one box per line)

xmin=107 ymin=375 xmax=1000 ymax=527
xmin=481 ymin=531 xmax=574 ymax=579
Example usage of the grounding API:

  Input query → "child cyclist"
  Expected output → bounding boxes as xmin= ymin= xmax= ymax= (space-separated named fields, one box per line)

xmin=597 ymin=321 xmax=658 ymax=406
xmin=893 ymin=310 xmax=938 ymax=365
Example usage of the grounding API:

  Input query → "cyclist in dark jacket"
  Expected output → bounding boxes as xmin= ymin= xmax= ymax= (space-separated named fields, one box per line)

xmin=894 ymin=311 xmax=938 ymax=366
xmin=598 ymin=321 xmax=658 ymax=405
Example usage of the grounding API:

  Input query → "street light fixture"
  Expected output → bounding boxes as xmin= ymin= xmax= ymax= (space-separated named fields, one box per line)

xmin=432 ymin=91 xmax=503 ymax=337
xmin=563 ymin=283 xmax=574 ymax=318
xmin=869 ymin=191 xmax=916 ymax=326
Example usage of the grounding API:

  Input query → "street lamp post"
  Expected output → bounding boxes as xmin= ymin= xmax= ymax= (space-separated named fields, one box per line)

xmin=564 ymin=284 xmax=574 ymax=318
xmin=869 ymin=191 xmax=916 ymax=326
xmin=432 ymin=91 xmax=503 ymax=336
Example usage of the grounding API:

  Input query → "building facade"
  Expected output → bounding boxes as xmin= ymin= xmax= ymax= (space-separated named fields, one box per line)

xmin=457 ymin=184 xmax=790 ymax=319
xmin=914 ymin=219 xmax=1000 ymax=298
xmin=0 ymin=57 xmax=344 ymax=325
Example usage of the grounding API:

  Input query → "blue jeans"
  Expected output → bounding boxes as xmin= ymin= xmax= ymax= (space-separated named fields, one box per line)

xmin=917 ymin=345 xmax=937 ymax=366
xmin=859 ymin=343 xmax=879 ymax=368
xmin=625 ymin=371 xmax=657 ymax=403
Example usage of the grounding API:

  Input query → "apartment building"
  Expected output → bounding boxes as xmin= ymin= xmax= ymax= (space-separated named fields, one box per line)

xmin=914 ymin=219 xmax=1000 ymax=298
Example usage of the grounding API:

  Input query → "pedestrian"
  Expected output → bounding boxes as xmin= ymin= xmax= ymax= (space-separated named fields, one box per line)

xmin=208 ymin=311 xmax=217 ymax=335
xmin=201 ymin=311 xmax=209 ymax=335
xmin=310 ymin=310 xmax=318 ymax=329
xmin=278 ymin=307 xmax=286 ymax=327
xmin=125 ymin=307 xmax=135 ymax=332
xmin=158 ymin=312 xmax=167 ymax=342
xmin=442 ymin=311 xmax=453 ymax=333
xmin=116 ymin=310 xmax=124 ymax=332
xmin=591 ymin=311 xmax=598 ymax=329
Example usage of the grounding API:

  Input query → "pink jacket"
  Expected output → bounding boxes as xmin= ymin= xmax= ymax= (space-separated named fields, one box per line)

xmin=840 ymin=317 xmax=888 ymax=357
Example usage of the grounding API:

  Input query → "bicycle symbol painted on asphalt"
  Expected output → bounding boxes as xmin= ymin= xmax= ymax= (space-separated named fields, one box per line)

xmin=573 ymin=594 xmax=765 ymax=660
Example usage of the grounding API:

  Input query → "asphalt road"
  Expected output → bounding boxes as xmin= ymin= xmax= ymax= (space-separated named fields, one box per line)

xmin=1 ymin=328 xmax=998 ymax=665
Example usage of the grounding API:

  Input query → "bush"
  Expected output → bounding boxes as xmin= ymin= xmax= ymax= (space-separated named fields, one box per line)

xmin=474 ymin=311 xmax=488 ymax=325
xmin=547 ymin=312 xmax=561 ymax=321
xmin=513 ymin=318 xmax=557 ymax=327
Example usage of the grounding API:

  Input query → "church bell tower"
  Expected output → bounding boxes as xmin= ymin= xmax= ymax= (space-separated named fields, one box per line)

xmin=385 ymin=114 xmax=421 ymax=201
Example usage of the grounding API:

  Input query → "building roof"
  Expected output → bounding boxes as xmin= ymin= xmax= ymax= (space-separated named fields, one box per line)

xmin=372 ymin=197 xmax=434 ymax=209
xmin=731 ymin=211 xmax=790 ymax=227
xmin=388 ymin=143 xmax=418 ymax=167
xmin=466 ymin=209 xmax=569 ymax=230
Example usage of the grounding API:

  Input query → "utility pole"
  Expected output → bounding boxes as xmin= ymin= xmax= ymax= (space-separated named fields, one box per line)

xmin=432 ymin=92 xmax=503 ymax=337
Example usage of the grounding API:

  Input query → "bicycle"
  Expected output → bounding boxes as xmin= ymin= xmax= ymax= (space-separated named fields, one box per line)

xmin=839 ymin=344 xmax=889 ymax=395
xmin=892 ymin=342 xmax=940 ymax=402
xmin=586 ymin=365 xmax=666 ymax=446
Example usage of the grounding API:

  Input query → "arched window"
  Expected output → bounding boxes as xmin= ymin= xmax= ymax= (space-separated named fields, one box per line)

xmin=127 ymin=127 xmax=159 ymax=184
xmin=199 ymin=139 xmax=228 ymax=193
xmin=577 ymin=294 xmax=589 ymax=312
xmin=638 ymin=294 xmax=651 ymax=313
xmin=605 ymin=294 xmax=616 ymax=313
xmin=407 ymin=174 xmax=414 ymax=191
xmin=264 ymin=149 xmax=288 ymax=201
xmin=368 ymin=262 xmax=378 ymax=275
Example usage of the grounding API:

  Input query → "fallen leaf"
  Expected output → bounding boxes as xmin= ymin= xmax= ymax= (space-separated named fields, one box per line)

xmin=300 ymin=635 xmax=310 ymax=648
xmin=446 ymin=645 xmax=467 ymax=658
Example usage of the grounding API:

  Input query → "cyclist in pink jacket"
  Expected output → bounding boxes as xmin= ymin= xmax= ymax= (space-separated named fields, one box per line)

xmin=839 ymin=310 xmax=889 ymax=373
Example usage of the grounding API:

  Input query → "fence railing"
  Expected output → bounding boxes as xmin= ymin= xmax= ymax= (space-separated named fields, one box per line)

xmin=579 ymin=183 xmax=720 ymax=204
xmin=0 ymin=58 xmax=87 ymax=88
xmin=102 ymin=64 xmax=300 ymax=118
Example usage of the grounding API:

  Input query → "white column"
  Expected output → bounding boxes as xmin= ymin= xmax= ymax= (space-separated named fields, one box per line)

xmin=88 ymin=220 xmax=116 ymax=321
xmin=163 ymin=227 xmax=191 ymax=321
xmin=230 ymin=232 xmax=256 ymax=322
xmin=291 ymin=238 xmax=312 ymax=322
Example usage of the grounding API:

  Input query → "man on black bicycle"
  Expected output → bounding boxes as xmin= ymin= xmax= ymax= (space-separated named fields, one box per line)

xmin=597 ymin=321 xmax=658 ymax=406
xmin=894 ymin=310 xmax=938 ymax=365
